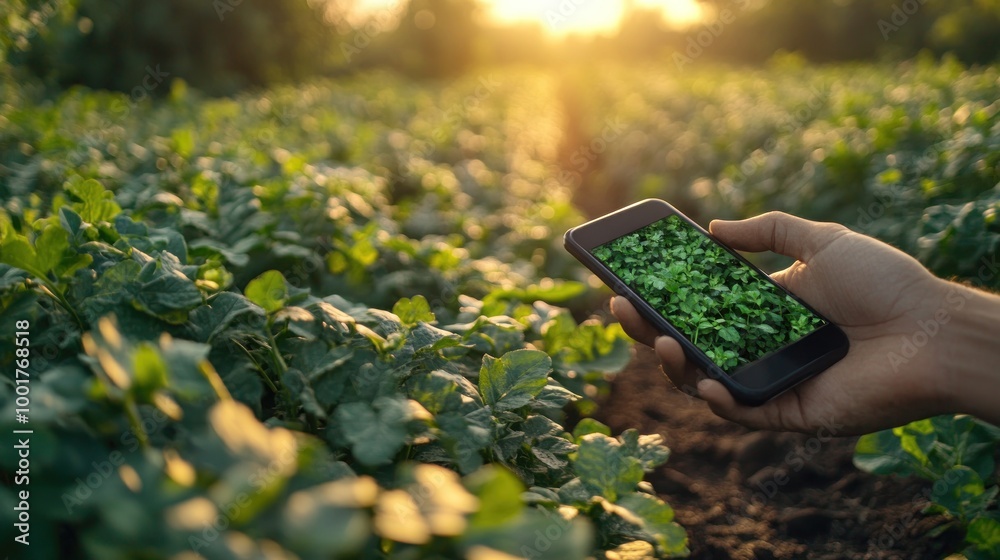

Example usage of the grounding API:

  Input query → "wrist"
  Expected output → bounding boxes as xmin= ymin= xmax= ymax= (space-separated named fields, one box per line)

xmin=937 ymin=281 xmax=1000 ymax=426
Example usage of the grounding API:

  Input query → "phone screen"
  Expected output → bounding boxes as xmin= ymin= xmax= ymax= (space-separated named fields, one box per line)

xmin=591 ymin=215 xmax=826 ymax=372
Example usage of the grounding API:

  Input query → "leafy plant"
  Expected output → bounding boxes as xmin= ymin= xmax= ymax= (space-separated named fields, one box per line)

xmin=0 ymin=156 xmax=684 ymax=556
xmin=7 ymin=57 xmax=1000 ymax=559
xmin=593 ymin=215 xmax=824 ymax=370
xmin=854 ymin=416 xmax=1000 ymax=559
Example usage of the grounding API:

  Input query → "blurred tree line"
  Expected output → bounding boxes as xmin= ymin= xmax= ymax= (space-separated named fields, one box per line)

xmin=4 ymin=0 xmax=347 ymax=95
xmin=2 ymin=0 xmax=1000 ymax=95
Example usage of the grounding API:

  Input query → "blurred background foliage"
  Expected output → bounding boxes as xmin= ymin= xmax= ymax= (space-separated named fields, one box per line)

xmin=4 ymin=0 xmax=1000 ymax=95
xmin=2 ymin=0 xmax=1000 ymax=558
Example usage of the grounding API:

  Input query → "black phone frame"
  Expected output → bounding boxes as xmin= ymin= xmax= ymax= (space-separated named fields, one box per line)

xmin=564 ymin=198 xmax=850 ymax=406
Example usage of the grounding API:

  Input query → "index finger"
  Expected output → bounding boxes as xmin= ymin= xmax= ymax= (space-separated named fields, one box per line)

xmin=610 ymin=296 xmax=660 ymax=348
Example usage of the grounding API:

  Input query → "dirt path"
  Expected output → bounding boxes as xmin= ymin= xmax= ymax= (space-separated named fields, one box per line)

xmin=593 ymin=344 xmax=963 ymax=559
xmin=556 ymin=76 xmax=625 ymax=220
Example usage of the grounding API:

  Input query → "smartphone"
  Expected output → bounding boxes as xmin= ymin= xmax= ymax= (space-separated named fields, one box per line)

xmin=564 ymin=199 xmax=849 ymax=406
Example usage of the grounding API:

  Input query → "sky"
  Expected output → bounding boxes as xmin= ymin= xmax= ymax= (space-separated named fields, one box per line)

xmin=354 ymin=0 xmax=706 ymax=35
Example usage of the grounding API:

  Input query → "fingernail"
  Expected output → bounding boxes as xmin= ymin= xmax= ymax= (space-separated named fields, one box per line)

xmin=697 ymin=379 xmax=712 ymax=393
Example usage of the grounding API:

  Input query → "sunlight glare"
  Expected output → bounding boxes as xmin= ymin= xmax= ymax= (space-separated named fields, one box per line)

xmin=489 ymin=0 xmax=705 ymax=34
xmin=355 ymin=0 xmax=705 ymax=34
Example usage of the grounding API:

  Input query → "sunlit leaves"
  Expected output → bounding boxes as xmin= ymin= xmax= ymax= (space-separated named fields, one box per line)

xmin=66 ymin=178 xmax=122 ymax=223
xmin=0 ymin=72 xmax=679 ymax=560
xmin=281 ymin=477 xmax=376 ymax=556
xmin=573 ymin=434 xmax=645 ymax=503
xmin=965 ymin=514 xmax=1000 ymax=559
xmin=245 ymin=270 xmax=289 ymax=314
xmin=466 ymin=466 xmax=524 ymax=529
xmin=374 ymin=464 xmax=479 ymax=544
xmin=855 ymin=414 xmax=1000 ymax=554
xmin=478 ymin=350 xmax=552 ymax=411
xmin=0 ymin=213 xmax=80 ymax=280
xmin=614 ymin=493 xmax=689 ymax=557
xmin=393 ymin=294 xmax=436 ymax=326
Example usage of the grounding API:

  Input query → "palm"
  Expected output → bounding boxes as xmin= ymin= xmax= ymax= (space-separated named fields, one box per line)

xmin=764 ymin=230 xmax=950 ymax=434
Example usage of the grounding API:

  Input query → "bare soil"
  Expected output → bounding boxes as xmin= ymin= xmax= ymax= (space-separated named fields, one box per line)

xmin=593 ymin=344 xmax=964 ymax=560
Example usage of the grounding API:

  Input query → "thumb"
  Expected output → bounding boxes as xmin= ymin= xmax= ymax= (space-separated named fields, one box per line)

xmin=709 ymin=211 xmax=841 ymax=261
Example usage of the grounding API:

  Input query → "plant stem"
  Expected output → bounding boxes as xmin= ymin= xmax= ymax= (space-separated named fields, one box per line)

xmin=265 ymin=318 xmax=296 ymax=418
xmin=233 ymin=339 xmax=280 ymax=394
xmin=124 ymin=397 xmax=148 ymax=449
xmin=37 ymin=277 xmax=85 ymax=330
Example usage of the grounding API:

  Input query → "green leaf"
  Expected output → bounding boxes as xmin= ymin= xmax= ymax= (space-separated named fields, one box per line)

xmin=54 ymin=253 xmax=93 ymax=279
xmin=484 ymin=281 xmax=587 ymax=308
xmin=132 ymin=259 xmax=204 ymax=323
xmin=614 ymin=492 xmax=689 ymax=556
xmin=0 ymin=237 xmax=39 ymax=275
xmin=34 ymin=225 xmax=69 ymax=273
xmin=466 ymin=466 xmax=525 ymax=529
xmin=405 ymin=369 xmax=463 ymax=415
xmin=928 ymin=415 xmax=1000 ymax=481
xmin=756 ymin=323 xmax=777 ymax=334
xmin=214 ymin=353 xmax=264 ymax=415
xmin=68 ymin=178 xmax=121 ymax=223
xmin=552 ymin=320 xmax=632 ymax=375
xmin=458 ymin=500 xmax=593 ymax=559
xmin=717 ymin=326 xmax=741 ymax=343
xmin=245 ymin=270 xmax=289 ymax=314
xmin=392 ymin=295 xmax=436 ymax=326
xmin=930 ymin=465 xmax=985 ymax=517
xmin=281 ymin=478 xmax=375 ymax=556
xmin=854 ymin=430 xmax=915 ymax=476
xmin=966 ymin=514 xmax=1000 ymax=553
xmin=59 ymin=206 xmax=84 ymax=236
xmin=204 ymin=401 xmax=299 ymax=521
xmin=0 ymin=264 xmax=28 ymax=291
xmin=572 ymin=418 xmax=612 ymax=442
xmin=336 ymin=396 xmax=411 ymax=466
xmin=893 ymin=419 xmax=936 ymax=466
xmin=523 ymin=415 xmax=563 ymax=439
xmin=521 ymin=486 xmax=561 ymax=506
xmin=620 ymin=429 xmax=671 ymax=471
xmin=478 ymin=350 xmax=552 ymax=411
xmin=536 ymin=434 xmax=576 ymax=459
xmin=285 ymin=369 xmax=328 ymax=420
xmin=188 ymin=292 xmax=266 ymax=342
xmin=574 ymin=433 xmax=645 ymax=502
xmin=532 ymin=383 xmax=580 ymax=411
xmin=436 ymin=407 xmax=493 ymax=474
xmin=171 ymin=127 xmax=195 ymax=158
xmin=159 ymin=337 xmax=219 ymax=400
xmin=132 ymin=342 xmax=168 ymax=394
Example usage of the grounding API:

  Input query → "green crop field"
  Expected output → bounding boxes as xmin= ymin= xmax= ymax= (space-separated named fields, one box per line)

xmin=1 ymin=60 xmax=999 ymax=559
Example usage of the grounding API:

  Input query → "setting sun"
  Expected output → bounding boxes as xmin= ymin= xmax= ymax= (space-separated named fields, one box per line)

xmin=355 ymin=0 xmax=705 ymax=34
xmin=490 ymin=0 xmax=704 ymax=34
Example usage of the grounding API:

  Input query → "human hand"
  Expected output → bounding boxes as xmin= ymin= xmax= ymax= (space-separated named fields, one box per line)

xmin=611 ymin=211 xmax=977 ymax=435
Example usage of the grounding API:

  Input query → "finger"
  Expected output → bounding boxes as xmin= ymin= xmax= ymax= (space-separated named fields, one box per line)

xmin=696 ymin=380 xmax=773 ymax=429
xmin=654 ymin=335 xmax=688 ymax=380
xmin=610 ymin=296 xmax=660 ymax=348
xmin=697 ymin=379 xmax=808 ymax=432
xmin=655 ymin=336 xmax=703 ymax=398
xmin=709 ymin=211 xmax=845 ymax=262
